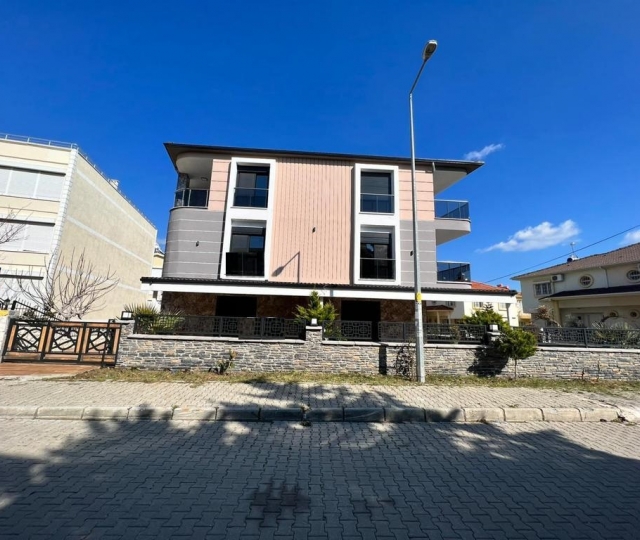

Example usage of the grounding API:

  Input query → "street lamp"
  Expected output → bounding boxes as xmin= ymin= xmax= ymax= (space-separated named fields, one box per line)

xmin=409 ymin=39 xmax=437 ymax=383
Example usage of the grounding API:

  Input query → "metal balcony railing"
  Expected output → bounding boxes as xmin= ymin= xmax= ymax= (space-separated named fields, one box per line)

xmin=174 ymin=188 xmax=209 ymax=208
xmin=134 ymin=315 xmax=305 ymax=339
xmin=360 ymin=193 xmax=394 ymax=213
xmin=437 ymin=262 xmax=471 ymax=282
xmin=435 ymin=200 xmax=470 ymax=220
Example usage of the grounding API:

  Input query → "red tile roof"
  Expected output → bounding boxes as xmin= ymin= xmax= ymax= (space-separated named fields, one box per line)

xmin=470 ymin=281 xmax=511 ymax=292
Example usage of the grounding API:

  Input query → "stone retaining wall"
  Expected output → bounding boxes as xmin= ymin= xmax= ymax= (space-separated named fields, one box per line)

xmin=117 ymin=323 xmax=640 ymax=380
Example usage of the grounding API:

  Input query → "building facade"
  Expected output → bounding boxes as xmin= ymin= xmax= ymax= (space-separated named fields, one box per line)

xmin=515 ymin=243 xmax=640 ymax=327
xmin=0 ymin=134 xmax=157 ymax=319
xmin=423 ymin=282 xmax=521 ymax=326
xmin=144 ymin=143 xmax=516 ymax=326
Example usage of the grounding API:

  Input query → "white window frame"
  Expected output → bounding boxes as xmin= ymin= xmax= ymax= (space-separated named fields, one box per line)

xmin=534 ymin=282 xmax=552 ymax=297
xmin=356 ymin=225 xmax=400 ymax=284
xmin=0 ymin=166 xmax=65 ymax=202
xmin=579 ymin=274 xmax=594 ymax=288
xmin=353 ymin=163 xmax=400 ymax=285
xmin=627 ymin=269 xmax=640 ymax=282
xmin=220 ymin=157 xmax=276 ymax=281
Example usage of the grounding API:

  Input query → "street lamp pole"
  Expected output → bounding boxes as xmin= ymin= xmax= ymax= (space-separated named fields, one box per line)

xmin=409 ymin=40 xmax=437 ymax=383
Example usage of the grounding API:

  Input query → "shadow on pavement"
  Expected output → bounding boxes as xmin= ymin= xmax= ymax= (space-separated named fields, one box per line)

xmin=0 ymin=410 xmax=639 ymax=538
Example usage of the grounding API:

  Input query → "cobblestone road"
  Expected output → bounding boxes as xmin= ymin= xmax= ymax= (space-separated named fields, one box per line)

xmin=1 ymin=380 xmax=636 ymax=412
xmin=1 ymin=419 xmax=638 ymax=539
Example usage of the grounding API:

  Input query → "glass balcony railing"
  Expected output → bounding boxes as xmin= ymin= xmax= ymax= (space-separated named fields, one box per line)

xmin=360 ymin=258 xmax=396 ymax=280
xmin=226 ymin=252 xmax=265 ymax=277
xmin=233 ymin=188 xmax=269 ymax=208
xmin=437 ymin=262 xmax=471 ymax=282
xmin=435 ymin=200 xmax=470 ymax=220
xmin=174 ymin=189 xmax=209 ymax=208
xmin=360 ymin=194 xmax=394 ymax=213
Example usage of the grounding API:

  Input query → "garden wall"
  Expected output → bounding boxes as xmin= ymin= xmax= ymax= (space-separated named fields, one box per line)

xmin=117 ymin=323 xmax=640 ymax=380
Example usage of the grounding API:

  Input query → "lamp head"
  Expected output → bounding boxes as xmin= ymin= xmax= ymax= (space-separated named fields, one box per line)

xmin=422 ymin=40 xmax=438 ymax=61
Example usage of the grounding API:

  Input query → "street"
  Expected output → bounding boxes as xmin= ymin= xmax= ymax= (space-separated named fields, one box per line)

xmin=0 ymin=419 xmax=638 ymax=539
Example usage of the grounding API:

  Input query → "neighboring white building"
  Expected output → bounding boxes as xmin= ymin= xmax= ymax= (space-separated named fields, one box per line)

xmin=425 ymin=281 xmax=520 ymax=326
xmin=0 ymin=133 xmax=157 ymax=319
xmin=514 ymin=243 xmax=640 ymax=327
xmin=149 ymin=245 xmax=165 ymax=309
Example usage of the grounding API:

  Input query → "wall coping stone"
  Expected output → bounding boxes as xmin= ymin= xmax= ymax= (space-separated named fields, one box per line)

xmin=127 ymin=334 xmax=305 ymax=345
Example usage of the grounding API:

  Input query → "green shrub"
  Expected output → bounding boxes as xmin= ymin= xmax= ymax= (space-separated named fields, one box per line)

xmin=461 ymin=306 xmax=508 ymax=330
xmin=294 ymin=291 xmax=338 ymax=324
xmin=494 ymin=327 xmax=538 ymax=378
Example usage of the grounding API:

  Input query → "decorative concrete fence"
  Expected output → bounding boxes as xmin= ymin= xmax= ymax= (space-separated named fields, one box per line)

xmin=117 ymin=322 xmax=640 ymax=380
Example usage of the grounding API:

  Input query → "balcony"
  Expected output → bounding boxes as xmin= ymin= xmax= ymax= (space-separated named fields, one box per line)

xmin=360 ymin=258 xmax=395 ymax=280
xmin=174 ymin=189 xmax=209 ymax=208
xmin=225 ymin=252 xmax=265 ymax=277
xmin=437 ymin=261 xmax=471 ymax=283
xmin=435 ymin=200 xmax=471 ymax=245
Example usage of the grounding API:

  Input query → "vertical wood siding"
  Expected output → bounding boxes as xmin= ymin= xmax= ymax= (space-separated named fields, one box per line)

xmin=270 ymin=158 xmax=352 ymax=283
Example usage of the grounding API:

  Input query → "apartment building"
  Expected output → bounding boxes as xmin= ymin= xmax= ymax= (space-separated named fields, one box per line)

xmin=515 ymin=242 xmax=640 ymax=327
xmin=143 ymin=143 xmax=516 ymax=326
xmin=0 ymin=134 xmax=157 ymax=319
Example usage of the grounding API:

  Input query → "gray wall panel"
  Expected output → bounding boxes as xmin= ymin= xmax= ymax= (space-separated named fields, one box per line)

xmin=399 ymin=220 xmax=437 ymax=287
xmin=164 ymin=208 xmax=226 ymax=278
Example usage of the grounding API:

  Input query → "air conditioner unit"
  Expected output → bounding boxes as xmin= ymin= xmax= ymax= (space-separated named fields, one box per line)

xmin=551 ymin=274 xmax=564 ymax=282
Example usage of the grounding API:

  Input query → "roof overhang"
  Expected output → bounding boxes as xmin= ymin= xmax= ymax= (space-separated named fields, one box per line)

xmin=142 ymin=277 xmax=517 ymax=304
xmin=164 ymin=143 xmax=482 ymax=180
xmin=541 ymin=284 xmax=640 ymax=301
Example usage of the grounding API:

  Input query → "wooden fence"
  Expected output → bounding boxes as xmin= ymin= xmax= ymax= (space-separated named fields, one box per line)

xmin=2 ymin=320 xmax=123 ymax=365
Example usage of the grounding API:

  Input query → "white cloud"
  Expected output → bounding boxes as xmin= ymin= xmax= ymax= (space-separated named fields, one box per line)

xmin=464 ymin=143 xmax=504 ymax=161
xmin=480 ymin=220 xmax=580 ymax=253
xmin=621 ymin=230 xmax=640 ymax=246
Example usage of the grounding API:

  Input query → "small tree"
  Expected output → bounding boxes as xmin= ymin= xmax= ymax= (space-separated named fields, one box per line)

xmin=494 ymin=327 xmax=538 ymax=378
xmin=461 ymin=306 xmax=508 ymax=330
xmin=532 ymin=305 xmax=559 ymax=327
xmin=294 ymin=290 xmax=337 ymax=324
xmin=13 ymin=249 xmax=119 ymax=320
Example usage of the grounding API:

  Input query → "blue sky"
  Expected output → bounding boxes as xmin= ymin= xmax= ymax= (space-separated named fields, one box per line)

xmin=2 ymin=0 xmax=640 ymax=288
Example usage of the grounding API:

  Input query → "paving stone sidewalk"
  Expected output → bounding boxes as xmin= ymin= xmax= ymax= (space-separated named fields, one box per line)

xmin=1 ymin=379 xmax=638 ymax=414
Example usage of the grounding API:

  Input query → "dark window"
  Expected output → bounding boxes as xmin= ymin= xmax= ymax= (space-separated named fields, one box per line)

xmin=360 ymin=232 xmax=395 ymax=280
xmin=226 ymin=226 xmax=265 ymax=277
xmin=233 ymin=166 xmax=269 ymax=208
xmin=361 ymin=172 xmax=393 ymax=213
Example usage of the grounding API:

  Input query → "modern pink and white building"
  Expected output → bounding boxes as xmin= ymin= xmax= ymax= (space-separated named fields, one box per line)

xmin=142 ymin=143 xmax=516 ymax=329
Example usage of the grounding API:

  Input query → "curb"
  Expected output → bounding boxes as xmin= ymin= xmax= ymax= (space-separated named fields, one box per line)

xmin=0 ymin=406 xmax=631 ymax=423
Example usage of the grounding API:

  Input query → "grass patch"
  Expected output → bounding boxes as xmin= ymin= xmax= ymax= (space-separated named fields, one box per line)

xmin=64 ymin=368 xmax=640 ymax=394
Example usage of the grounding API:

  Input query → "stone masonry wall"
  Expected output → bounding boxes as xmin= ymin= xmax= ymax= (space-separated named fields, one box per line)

xmin=117 ymin=323 xmax=640 ymax=380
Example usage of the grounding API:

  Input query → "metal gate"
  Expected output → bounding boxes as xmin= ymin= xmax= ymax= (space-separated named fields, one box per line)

xmin=2 ymin=319 xmax=123 ymax=365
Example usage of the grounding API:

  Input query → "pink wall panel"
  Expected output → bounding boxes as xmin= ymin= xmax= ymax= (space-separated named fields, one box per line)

xmin=398 ymin=165 xmax=434 ymax=220
xmin=270 ymin=158 xmax=352 ymax=283
xmin=208 ymin=158 xmax=231 ymax=211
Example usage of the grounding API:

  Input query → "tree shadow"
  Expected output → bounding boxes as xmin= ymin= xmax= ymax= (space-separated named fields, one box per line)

xmin=0 ymin=408 xmax=639 ymax=538
xmin=467 ymin=346 xmax=509 ymax=377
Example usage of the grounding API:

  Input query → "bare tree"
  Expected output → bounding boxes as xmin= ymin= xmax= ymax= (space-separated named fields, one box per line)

xmin=14 ymin=249 xmax=119 ymax=320
xmin=0 ymin=210 xmax=27 ymax=249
